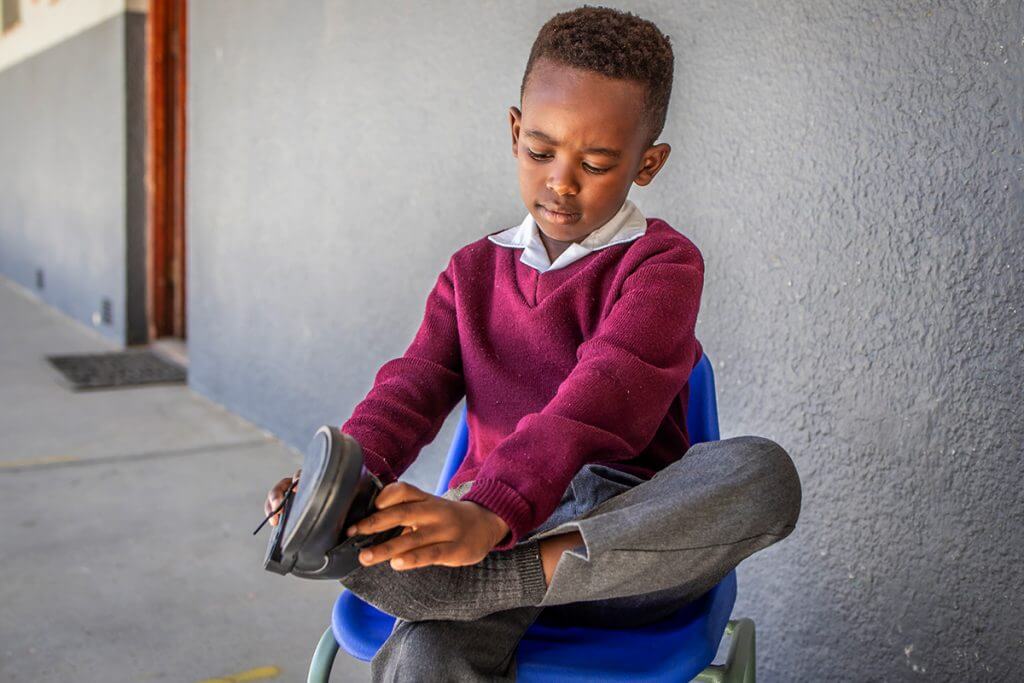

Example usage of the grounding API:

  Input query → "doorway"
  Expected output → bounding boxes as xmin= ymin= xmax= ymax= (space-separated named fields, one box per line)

xmin=146 ymin=0 xmax=187 ymax=352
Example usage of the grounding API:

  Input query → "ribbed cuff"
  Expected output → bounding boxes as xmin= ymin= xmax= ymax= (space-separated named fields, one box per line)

xmin=461 ymin=478 xmax=534 ymax=551
xmin=511 ymin=540 xmax=548 ymax=602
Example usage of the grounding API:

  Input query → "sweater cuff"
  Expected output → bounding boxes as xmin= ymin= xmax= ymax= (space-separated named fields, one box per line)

xmin=460 ymin=478 xmax=534 ymax=551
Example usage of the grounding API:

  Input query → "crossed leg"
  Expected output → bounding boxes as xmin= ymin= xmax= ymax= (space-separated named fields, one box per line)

xmin=372 ymin=606 xmax=544 ymax=682
xmin=342 ymin=436 xmax=801 ymax=681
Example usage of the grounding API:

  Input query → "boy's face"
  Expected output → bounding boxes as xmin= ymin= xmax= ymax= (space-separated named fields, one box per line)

xmin=510 ymin=58 xmax=671 ymax=244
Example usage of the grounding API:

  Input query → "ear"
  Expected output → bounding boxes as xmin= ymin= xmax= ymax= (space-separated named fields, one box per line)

xmin=633 ymin=142 xmax=671 ymax=187
xmin=509 ymin=106 xmax=522 ymax=158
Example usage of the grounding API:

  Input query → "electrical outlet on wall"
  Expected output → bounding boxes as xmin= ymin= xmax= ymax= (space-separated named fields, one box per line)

xmin=93 ymin=298 xmax=114 ymax=326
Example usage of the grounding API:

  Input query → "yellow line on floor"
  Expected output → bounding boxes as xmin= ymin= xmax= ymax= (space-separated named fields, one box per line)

xmin=196 ymin=666 xmax=281 ymax=683
xmin=0 ymin=455 xmax=79 ymax=469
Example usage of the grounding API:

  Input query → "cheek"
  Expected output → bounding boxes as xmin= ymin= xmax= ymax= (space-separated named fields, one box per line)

xmin=580 ymin=176 xmax=632 ymax=218
xmin=517 ymin=160 xmax=545 ymax=190
xmin=584 ymin=172 xmax=627 ymax=200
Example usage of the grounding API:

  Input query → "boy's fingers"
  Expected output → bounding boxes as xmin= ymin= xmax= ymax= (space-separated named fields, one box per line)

xmin=264 ymin=473 xmax=296 ymax=520
xmin=357 ymin=529 xmax=441 ymax=567
xmin=389 ymin=542 xmax=462 ymax=571
xmin=374 ymin=482 xmax=429 ymax=509
xmin=350 ymin=501 xmax=437 ymax=535
xmin=268 ymin=478 xmax=290 ymax=502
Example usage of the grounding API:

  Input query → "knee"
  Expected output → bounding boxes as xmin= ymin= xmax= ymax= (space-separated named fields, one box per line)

xmin=390 ymin=620 xmax=449 ymax=654
xmin=722 ymin=435 xmax=802 ymax=533
xmin=372 ymin=621 xmax=445 ymax=679
xmin=373 ymin=618 xmax=517 ymax=681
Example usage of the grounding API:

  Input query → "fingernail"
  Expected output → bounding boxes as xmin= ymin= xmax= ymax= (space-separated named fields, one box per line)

xmin=392 ymin=557 xmax=405 ymax=568
xmin=361 ymin=550 xmax=373 ymax=562
xmin=346 ymin=526 xmax=357 ymax=537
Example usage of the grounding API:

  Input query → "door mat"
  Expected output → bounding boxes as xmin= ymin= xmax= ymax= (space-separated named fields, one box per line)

xmin=46 ymin=349 xmax=187 ymax=390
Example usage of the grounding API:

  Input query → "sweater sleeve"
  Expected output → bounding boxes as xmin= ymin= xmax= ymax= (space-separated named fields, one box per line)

xmin=461 ymin=243 xmax=704 ymax=549
xmin=340 ymin=257 xmax=465 ymax=484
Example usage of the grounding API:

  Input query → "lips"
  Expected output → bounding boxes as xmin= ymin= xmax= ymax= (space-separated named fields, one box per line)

xmin=541 ymin=204 xmax=578 ymax=215
xmin=538 ymin=203 xmax=582 ymax=225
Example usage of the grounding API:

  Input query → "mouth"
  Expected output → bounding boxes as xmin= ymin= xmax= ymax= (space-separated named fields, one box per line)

xmin=537 ymin=203 xmax=582 ymax=225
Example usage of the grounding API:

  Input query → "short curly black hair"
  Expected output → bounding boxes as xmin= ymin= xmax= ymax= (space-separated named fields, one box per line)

xmin=520 ymin=5 xmax=674 ymax=147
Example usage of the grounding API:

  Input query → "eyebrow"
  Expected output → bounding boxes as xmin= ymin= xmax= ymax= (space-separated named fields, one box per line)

xmin=524 ymin=129 xmax=622 ymax=159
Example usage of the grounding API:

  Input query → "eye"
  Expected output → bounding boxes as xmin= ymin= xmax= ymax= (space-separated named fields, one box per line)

xmin=526 ymin=148 xmax=611 ymax=174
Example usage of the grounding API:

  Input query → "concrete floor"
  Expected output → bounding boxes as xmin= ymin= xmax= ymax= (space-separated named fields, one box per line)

xmin=0 ymin=277 xmax=369 ymax=682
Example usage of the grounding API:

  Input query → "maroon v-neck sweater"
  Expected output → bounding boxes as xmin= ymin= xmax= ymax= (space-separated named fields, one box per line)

xmin=341 ymin=218 xmax=704 ymax=549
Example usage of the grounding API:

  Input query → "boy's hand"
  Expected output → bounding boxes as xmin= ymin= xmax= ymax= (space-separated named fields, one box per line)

xmin=264 ymin=468 xmax=301 ymax=527
xmin=347 ymin=482 xmax=511 ymax=570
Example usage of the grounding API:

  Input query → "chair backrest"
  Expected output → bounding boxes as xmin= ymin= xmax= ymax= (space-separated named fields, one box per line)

xmin=685 ymin=353 xmax=720 ymax=444
xmin=435 ymin=353 xmax=719 ymax=495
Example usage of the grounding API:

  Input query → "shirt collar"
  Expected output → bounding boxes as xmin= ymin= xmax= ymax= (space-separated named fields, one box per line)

xmin=488 ymin=199 xmax=647 ymax=273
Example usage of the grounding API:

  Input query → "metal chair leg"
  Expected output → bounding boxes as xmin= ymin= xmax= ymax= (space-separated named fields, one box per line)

xmin=307 ymin=627 xmax=339 ymax=683
xmin=693 ymin=619 xmax=756 ymax=683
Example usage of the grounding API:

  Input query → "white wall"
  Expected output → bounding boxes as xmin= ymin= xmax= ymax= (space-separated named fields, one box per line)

xmin=0 ymin=0 xmax=145 ymax=74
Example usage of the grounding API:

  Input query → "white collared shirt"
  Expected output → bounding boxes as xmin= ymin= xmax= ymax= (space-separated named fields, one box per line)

xmin=488 ymin=199 xmax=647 ymax=273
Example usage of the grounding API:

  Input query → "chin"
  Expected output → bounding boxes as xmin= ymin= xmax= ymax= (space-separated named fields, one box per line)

xmin=537 ymin=223 xmax=575 ymax=242
xmin=536 ymin=215 xmax=583 ymax=241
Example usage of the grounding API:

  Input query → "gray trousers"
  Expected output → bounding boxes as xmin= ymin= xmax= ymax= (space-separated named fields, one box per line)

xmin=361 ymin=436 xmax=801 ymax=682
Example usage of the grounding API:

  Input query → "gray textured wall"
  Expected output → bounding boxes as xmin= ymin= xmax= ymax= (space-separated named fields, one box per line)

xmin=0 ymin=12 xmax=147 ymax=345
xmin=187 ymin=2 xmax=1024 ymax=680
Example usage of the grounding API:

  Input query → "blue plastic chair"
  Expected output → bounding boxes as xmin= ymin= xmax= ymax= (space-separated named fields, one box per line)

xmin=308 ymin=354 xmax=756 ymax=682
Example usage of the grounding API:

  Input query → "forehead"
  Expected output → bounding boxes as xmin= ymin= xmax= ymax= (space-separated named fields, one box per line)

xmin=522 ymin=59 xmax=646 ymax=148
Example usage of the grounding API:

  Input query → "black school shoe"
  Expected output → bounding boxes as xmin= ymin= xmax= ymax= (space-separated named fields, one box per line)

xmin=263 ymin=426 xmax=402 ymax=580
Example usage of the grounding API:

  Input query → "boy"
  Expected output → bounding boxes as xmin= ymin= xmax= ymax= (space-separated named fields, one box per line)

xmin=266 ymin=6 xmax=800 ymax=681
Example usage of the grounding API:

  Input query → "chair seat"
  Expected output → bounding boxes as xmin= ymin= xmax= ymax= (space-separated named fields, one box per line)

xmin=333 ymin=570 xmax=736 ymax=681
xmin=330 ymin=355 xmax=732 ymax=679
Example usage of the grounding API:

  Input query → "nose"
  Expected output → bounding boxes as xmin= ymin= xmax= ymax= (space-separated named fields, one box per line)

xmin=546 ymin=162 xmax=579 ymax=197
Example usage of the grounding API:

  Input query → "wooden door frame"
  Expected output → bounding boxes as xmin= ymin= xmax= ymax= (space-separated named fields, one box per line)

xmin=146 ymin=0 xmax=187 ymax=340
